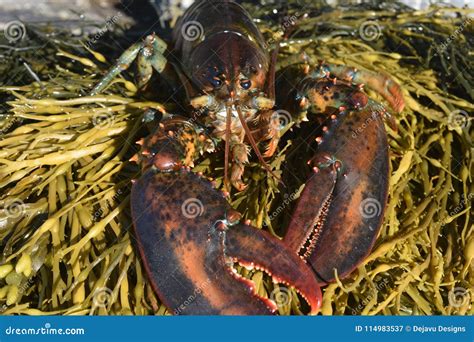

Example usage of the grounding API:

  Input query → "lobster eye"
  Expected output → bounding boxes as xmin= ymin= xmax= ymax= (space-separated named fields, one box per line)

xmin=211 ymin=78 xmax=222 ymax=88
xmin=240 ymin=79 xmax=251 ymax=90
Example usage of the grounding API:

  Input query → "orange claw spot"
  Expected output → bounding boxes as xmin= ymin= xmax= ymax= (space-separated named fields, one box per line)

xmin=226 ymin=209 xmax=242 ymax=225
xmin=299 ymin=97 xmax=308 ymax=108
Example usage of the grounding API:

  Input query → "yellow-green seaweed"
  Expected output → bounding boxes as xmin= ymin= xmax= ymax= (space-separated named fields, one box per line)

xmin=0 ymin=2 xmax=472 ymax=316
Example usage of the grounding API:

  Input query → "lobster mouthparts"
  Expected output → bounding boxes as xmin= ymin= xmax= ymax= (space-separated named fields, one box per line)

xmin=131 ymin=169 xmax=321 ymax=315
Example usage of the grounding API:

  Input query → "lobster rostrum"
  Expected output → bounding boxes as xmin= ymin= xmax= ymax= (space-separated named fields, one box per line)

xmin=91 ymin=0 xmax=404 ymax=315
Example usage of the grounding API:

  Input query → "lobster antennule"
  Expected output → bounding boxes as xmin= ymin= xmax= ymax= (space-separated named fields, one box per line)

xmin=235 ymin=105 xmax=281 ymax=184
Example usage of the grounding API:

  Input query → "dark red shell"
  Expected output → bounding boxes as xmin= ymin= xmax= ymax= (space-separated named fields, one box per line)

xmin=131 ymin=169 xmax=322 ymax=314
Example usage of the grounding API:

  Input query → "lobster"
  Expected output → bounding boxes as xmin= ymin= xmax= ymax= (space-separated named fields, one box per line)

xmin=90 ymin=0 xmax=404 ymax=315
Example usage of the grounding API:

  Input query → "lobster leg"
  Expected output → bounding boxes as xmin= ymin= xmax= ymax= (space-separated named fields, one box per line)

xmin=283 ymin=78 xmax=392 ymax=283
xmin=90 ymin=34 xmax=168 ymax=95
xmin=311 ymin=62 xmax=405 ymax=113
xmin=131 ymin=118 xmax=322 ymax=314
xmin=264 ymin=62 xmax=403 ymax=160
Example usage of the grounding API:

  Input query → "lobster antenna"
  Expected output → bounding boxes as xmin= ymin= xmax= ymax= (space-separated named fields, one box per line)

xmin=224 ymin=104 xmax=233 ymax=192
xmin=235 ymin=105 xmax=281 ymax=183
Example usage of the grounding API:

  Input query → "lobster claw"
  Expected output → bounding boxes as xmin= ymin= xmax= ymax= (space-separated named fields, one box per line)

xmin=211 ymin=222 xmax=322 ymax=315
xmin=284 ymin=99 xmax=390 ymax=284
xmin=131 ymin=169 xmax=321 ymax=315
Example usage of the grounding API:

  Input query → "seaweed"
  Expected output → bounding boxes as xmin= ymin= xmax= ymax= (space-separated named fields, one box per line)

xmin=0 ymin=1 xmax=472 ymax=315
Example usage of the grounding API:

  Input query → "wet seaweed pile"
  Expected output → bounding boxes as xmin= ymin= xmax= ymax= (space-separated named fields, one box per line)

xmin=0 ymin=1 xmax=472 ymax=315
